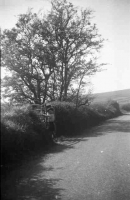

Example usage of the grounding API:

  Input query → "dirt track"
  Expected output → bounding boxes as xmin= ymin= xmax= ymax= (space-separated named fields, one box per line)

xmin=1 ymin=114 xmax=130 ymax=200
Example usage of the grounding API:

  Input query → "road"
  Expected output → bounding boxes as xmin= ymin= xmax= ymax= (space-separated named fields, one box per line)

xmin=2 ymin=114 xmax=130 ymax=200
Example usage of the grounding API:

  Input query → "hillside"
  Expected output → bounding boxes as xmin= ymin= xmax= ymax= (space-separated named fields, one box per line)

xmin=93 ymin=89 xmax=130 ymax=104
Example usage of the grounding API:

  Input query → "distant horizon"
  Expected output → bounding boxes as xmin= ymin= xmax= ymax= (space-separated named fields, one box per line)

xmin=93 ymin=88 xmax=130 ymax=95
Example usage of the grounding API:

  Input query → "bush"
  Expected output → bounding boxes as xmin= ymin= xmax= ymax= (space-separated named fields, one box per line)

xmin=91 ymin=100 xmax=121 ymax=118
xmin=120 ymin=103 xmax=130 ymax=111
xmin=50 ymin=101 xmax=78 ymax=136
xmin=1 ymin=104 xmax=50 ymax=165
xmin=52 ymin=100 xmax=121 ymax=136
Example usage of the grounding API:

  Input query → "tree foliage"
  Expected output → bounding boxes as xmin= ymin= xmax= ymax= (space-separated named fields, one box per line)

xmin=1 ymin=0 xmax=104 ymax=104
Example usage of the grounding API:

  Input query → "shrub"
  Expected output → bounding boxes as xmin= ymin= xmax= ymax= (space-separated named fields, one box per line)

xmin=120 ymin=103 xmax=130 ymax=111
xmin=1 ymin=104 xmax=50 ymax=165
xmin=51 ymin=101 xmax=80 ymax=136
xmin=52 ymin=100 xmax=121 ymax=136
xmin=91 ymin=100 xmax=121 ymax=118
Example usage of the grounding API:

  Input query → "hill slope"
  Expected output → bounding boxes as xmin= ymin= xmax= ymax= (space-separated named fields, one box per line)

xmin=93 ymin=89 xmax=130 ymax=104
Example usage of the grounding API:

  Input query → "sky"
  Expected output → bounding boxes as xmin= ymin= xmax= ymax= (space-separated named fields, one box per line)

xmin=0 ymin=0 xmax=130 ymax=93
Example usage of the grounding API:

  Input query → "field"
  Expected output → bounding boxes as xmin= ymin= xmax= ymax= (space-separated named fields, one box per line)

xmin=92 ymin=89 xmax=130 ymax=105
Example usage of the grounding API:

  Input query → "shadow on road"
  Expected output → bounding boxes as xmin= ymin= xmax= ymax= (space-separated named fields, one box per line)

xmin=1 ymin=141 xmax=83 ymax=200
xmin=1 ymin=157 xmax=64 ymax=200
xmin=86 ymin=117 xmax=130 ymax=138
xmin=99 ymin=119 xmax=130 ymax=133
xmin=48 ymin=115 xmax=130 ymax=148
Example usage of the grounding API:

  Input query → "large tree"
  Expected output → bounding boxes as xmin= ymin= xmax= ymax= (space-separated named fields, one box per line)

xmin=1 ymin=0 xmax=104 ymax=104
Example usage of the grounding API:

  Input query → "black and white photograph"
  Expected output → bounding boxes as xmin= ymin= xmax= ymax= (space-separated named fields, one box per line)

xmin=1 ymin=0 xmax=130 ymax=199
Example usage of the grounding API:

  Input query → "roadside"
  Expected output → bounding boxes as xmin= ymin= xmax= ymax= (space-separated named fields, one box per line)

xmin=1 ymin=114 xmax=130 ymax=200
xmin=1 ymin=100 xmax=122 ymax=168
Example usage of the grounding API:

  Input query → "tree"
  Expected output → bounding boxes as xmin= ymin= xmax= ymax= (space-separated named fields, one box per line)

xmin=1 ymin=0 xmax=105 ymax=104
xmin=2 ymin=11 xmax=55 ymax=104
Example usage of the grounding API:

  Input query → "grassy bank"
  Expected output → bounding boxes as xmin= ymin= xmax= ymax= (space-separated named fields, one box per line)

xmin=1 ymin=100 xmax=122 ymax=166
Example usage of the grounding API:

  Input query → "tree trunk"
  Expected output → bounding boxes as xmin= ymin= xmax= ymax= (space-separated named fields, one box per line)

xmin=76 ymin=75 xmax=84 ymax=108
xmin=59 ymin=63 xmax=64 ymax=101
xmin=64 ymin=63 xmax=68 ymax=100
xmin=43 ymin=78 xmax=48 ymax=103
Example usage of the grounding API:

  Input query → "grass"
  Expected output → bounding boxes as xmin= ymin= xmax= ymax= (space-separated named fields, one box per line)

xmin=1 ymin=100 xmax=122 ymax=166
xmin=93 ymin=89 xmax=130 ymax=105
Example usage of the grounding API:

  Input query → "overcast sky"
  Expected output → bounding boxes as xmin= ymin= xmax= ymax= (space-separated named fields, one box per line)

xmin=0 ymin=0 xmax=130 ymax=93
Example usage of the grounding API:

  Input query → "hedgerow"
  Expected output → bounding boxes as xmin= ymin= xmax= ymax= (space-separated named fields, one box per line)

xmin=120 ymin=102 xmax=130 ymax=111
xmin=1 ymin=104 xmax=50 ymax=165
xmin=1 ymin=100 xmax=122 ymax=166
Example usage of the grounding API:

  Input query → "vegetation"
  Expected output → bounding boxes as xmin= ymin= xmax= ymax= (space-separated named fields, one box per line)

xmin=1 ymin=0 xmax=125 ymax=169
xmin=1 ymin=100 xmax=121 ymax=166
xmin=93 ymin=89 xmax=130 ymax=104
xmin=1 ymin=104 xmax=49 ymax=165
xmin=93 ymin=89 xmax=130 ymax=112
xmin=1 ymin=0 xmax=105 ymax=105
xmin=120 ymin=103 xmax=130 ymax=112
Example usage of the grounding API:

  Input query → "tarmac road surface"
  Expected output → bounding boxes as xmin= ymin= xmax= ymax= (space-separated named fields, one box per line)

xmin=1 ymin=114 xmax=130 ymax=200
